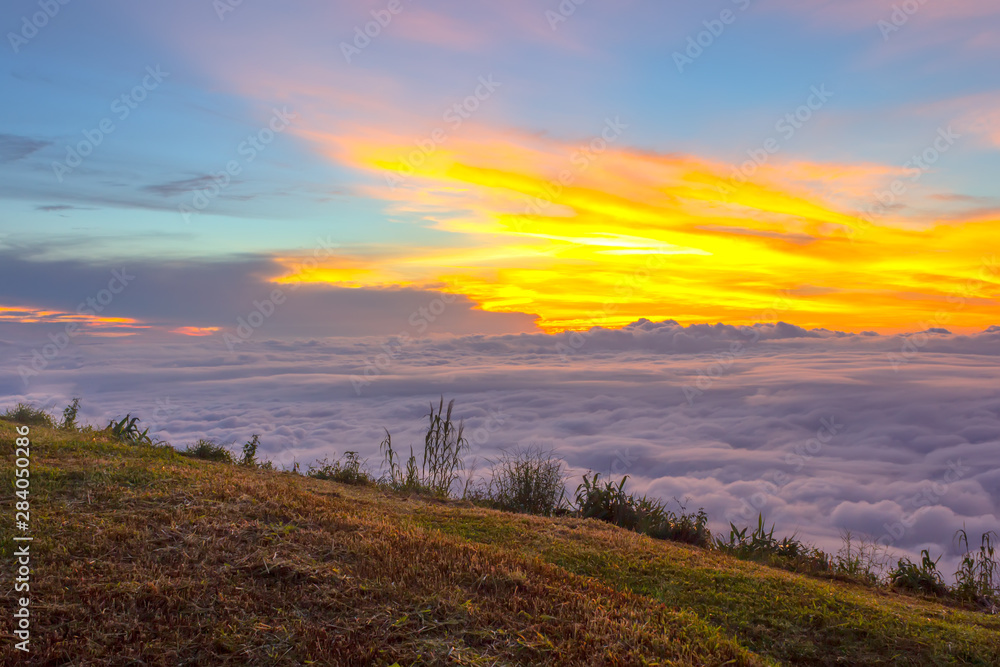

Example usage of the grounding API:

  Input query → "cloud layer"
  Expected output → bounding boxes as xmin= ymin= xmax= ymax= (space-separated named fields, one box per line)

xmin=3 ymin=320 xmax=997 ymax=579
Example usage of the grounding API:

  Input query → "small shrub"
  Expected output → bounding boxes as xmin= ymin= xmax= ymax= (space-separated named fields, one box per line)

xmin=476 ymin=447 xmax=567 ymax=516
xmin=890 ymin=549 xmax=948 ymax=597
xmin=106 ymin=414 xmax=153 ymax=445
xmin=308 ymin=451 xmax=372 ymax=485
xmin=716 ymin=514 xmax=824 ymax=572
xmin=575 ymin=473 xmax=711 ymax=547
xmin=832 ymin=531 xmax=890 ymax=585
xmin=181 ymin=439 xmax=234 ymax=463
xmin=647 ymin=504 xmax=711 ymax=547
xmin=239 ymin=434 xmax=260 ymax=467
xmin=61 ymin=398 xmax=82 ymax=430
xmin=1 ymin=403 xmax=55 ymax=427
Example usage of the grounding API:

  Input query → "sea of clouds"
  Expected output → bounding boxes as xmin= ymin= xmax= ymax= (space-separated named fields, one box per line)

xmin=2 ymin=319 xmax=998 ymax=578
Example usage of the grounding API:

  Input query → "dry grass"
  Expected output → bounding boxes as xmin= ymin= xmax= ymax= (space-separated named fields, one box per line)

xmin=2 ymin=422 xmax=998 ymax=665
xmin=0 ymin=424 xmax=760 ymax=665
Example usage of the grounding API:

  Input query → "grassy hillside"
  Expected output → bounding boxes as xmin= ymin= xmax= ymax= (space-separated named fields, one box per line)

xmin=2 ymin=422 xmax=998 ymax=665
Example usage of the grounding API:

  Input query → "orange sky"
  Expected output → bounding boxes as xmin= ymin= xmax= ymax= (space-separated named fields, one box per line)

xmin=274 ymin=129 xmax=999 ymax=333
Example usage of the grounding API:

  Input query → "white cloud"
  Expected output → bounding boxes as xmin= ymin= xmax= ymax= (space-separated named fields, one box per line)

xmin=3 ymin=320 xmax=998 ymax=579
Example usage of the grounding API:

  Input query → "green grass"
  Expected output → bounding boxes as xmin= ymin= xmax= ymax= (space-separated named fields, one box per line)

xmin=575 ymin=471 xmax=712 ymax=547
xmin=181 ymin=438 xmax=236 ymax=463
xmin=1 ymin=402 xmax=56 ymax=427
xmin=2 ymin=421 xmax=998 ymax=665
xmin=307 ymin=451 xmax=373 ymax=485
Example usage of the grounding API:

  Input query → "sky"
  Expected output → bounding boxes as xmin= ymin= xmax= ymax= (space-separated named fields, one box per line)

xmin=1 ymin=1 xmax=998 ymax=573
xmin=1 ymin=0 xmax=998 ymax=335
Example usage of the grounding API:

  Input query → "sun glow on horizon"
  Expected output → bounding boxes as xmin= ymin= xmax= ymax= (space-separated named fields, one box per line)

xmin=273 ymin=130 xmax=999 ymax=333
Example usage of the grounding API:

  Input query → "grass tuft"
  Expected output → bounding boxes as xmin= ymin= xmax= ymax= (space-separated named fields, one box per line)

xmin=1 ymin=402 xmax=56 ymax=427
xmin=468 ymin=447 xmax=568 ymax=516
xmin=380 ymin=397 xmax=469 ymax=496
xmin=890 ymin=549 xmax=949 ymax=597
xmin=307 ymin=451 xmax=373 ymax=485
xmin=953 ymin=529 xmax=999 ymax=608
xmin=181 ymin=439 xmax=234 ymax=463
xmin=575 ymin=472 xmax=712 ymax=547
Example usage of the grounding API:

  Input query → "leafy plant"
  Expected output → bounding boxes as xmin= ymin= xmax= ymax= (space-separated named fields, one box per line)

xmin=575 ymin=473 xmax=711 ymax=547
xmin=716 ymin=513 xmax=821 ymax=572
xmin=890 ymin=549 xmax=948 ymax=597
xmin=1 ymin=403 xmax=55 ymax=427
xmin=953 ymin=529 xmax=998 ymax=605
xmin=239 ymin=434 xmax=261 ymax=467
xmin=61 ymin=398 xmax=82 ymax=430
xmin=107 ymin=414 xmax=153 ymax=446
xmin=718 ymin=514 xmax=777 ymax=559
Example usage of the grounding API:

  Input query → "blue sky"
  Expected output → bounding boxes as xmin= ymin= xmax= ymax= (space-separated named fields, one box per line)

xmin=1 ymin=0 xmax=998 ymax=335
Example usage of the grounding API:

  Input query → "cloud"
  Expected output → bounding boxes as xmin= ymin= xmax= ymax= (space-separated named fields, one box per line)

xmin=0 ymin=134 xmax=51 ymax=163
xmin=762 ymin=0 xmax=1000 ymax=35
xmin=0 ymin=248 xmax=539 ymax=339
xmin=35 ymin=205 xmax=92 ymax=212
xmin=287 ymin=126 xmax=1000 ymax=333
xmin=143 ymin=175 xmax=247 ymax=198
xmin=1 ymin=321 xmax=997 ymax=580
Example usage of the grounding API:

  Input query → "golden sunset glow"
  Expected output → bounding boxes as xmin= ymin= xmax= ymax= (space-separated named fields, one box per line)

xmin=278 ymin=132 xmax=999 ymax=333
xmin=0 ymin=305 xmax=146 ymax=333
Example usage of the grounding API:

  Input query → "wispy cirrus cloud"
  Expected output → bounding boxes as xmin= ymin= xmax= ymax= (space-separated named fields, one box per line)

xmin=0 ymin=134 xmax=51 ymax=163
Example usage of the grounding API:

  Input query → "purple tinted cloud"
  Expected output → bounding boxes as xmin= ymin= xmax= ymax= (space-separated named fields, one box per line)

xmin=2 ymin=321 xmax=997 ymax=579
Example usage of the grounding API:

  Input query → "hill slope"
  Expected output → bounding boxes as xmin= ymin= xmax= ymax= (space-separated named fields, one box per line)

xmin=2 ymin=423 xmax=998 ymax=665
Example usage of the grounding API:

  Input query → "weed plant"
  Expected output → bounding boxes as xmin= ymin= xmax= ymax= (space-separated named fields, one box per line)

xmin=470 ymin=447 xmax=567 ymax=516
